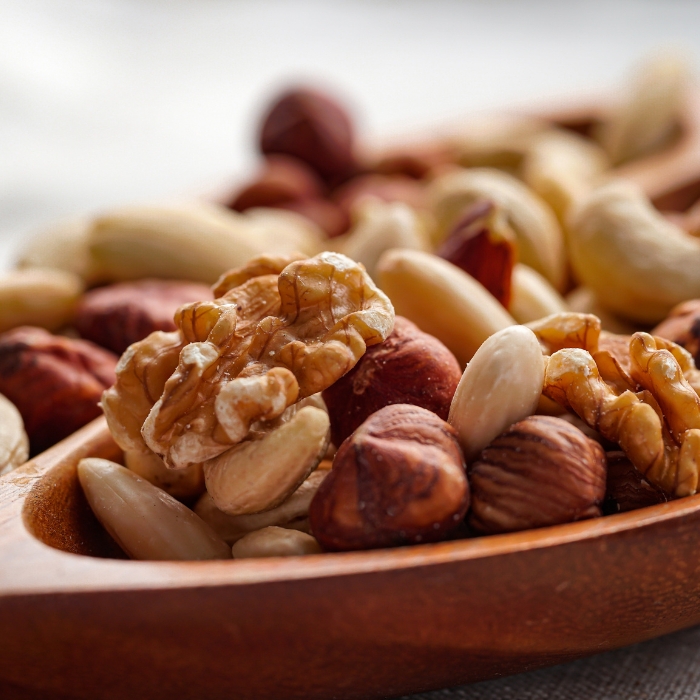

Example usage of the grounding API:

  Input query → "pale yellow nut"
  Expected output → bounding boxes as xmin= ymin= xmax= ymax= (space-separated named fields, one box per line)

xmin=597 ymin=51 xmax=688 ymax=165
xmin=567 ymin=180 xmax=700 ymax=324
xmin=0 ymin=394 xmax=29 ymax=477
xmin=77 ymin=458 xmax=231 ymax=561
xmin=88 ymin=202 xmax=315 ymax=284
xmin=124 ymin=450 xmax=205 ymax=501
xmin=242 ymin=207 xmax=324 ymax=256
xmin=448 ymin=325 xmax=545 ymax=461
xmin=428 ymin=167 xmax=566 ymax=290
xmin=16 ymin=216 xmax=99 ymax=284
xmin=195 ymin=466 xmax=329 ymax=544
xmin=203 ymin=406 xmax=330 ymax=516
xmin=0 ymin=268 xmax=84 ymax=333
xmin=521 ymin=129 xmax=608 ymax=224
xmin=341 ymin=200 xmax=429 ymax=283
xmin=449 ymin=113 xmax=549 ymax=170
xmin=376 ymin=248 xmax=515 ymax=365
xmin=232 ymin=526 xmax=321 ymax=559
xmin=509 ymin=264 xmax=568 ymax=324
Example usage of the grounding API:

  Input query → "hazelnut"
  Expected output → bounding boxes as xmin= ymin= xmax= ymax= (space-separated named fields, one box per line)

xmin=436 ymin=200 xmax=516 ymax=307
xmin=0 ymin=326 xmax=117 ymax=453
xmin=226 ymin=155 xmax=325 ymax=212
xmin=259 ymin=87 xmax=357 ymax=185
xmin=75 ymin=279 xmax=212 ymax=355
xmin=276 ymin=197 xmax=350 ymax=238
xmin=603 ymin=451 xmax=667 ymax=514
xmin=653 ymin=299 xmax=700 ymax=365
xmin=332 ymin=174 xmax=427 ymax=218
xmin=469 ymin=415 xmax=607 ymax=534
xmin=309 ymin=404 xmax=469 ymax=551
xmin=370 ymin=142 xmax=457 ymax=180
xmin=322 ymin=317 xmax=461 ymax=447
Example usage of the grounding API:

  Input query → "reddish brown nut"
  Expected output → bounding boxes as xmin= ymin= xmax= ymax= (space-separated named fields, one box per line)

xmin=322 ymin=317 xmax=461 ymax=447
xmin=0 ymin=327 xmax=117 ymax=453
xmin=276 ymin=197 xmax=350 ymax=238
xmin=332 ymin=174 xmax=427 ymax=218
xmin=309 ymin=404 xmax=469 ymax=551
xmin=603 ymin=451 xmax=668 ymax=514
xmin=652 ymin=299 xmax=700 ymax=365
xmin=436 ymin=200 xmax=515 ymax=307
xmin=75 ymin=279 xmax=212 ymax=355
xmin=469 ymin=415 xmax=607 ymax=534
xmin=259 ymin=87 xmax=357 ymax=185
xmin=371 ymin=142 xmax=458 ymax=180
xmin=226 ymin=155 xmax=325 ymax=212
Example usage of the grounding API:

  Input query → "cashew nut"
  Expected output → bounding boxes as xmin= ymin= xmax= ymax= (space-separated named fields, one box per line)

xmin=428 ymin=168 xmax=566 ymax=290
xmin=521 ymin=129 xmax=608 ymax=224
xmin=203 ymin=406 xmax=330 ymax=516
xmin=567 ymin=180 xmax=700 ymax=323
xmin=0 ymin=393 xmax=29 ymax=477
xmin=597 ymin=51 xmax=688 ymax=165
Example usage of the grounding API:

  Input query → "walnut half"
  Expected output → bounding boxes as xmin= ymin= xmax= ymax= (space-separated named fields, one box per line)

xmin=102 ymin=252 xmax=394 ymax=469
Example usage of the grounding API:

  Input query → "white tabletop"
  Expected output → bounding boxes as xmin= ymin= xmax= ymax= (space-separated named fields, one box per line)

xmin=2 ymin=2 xmax=699 ymax=697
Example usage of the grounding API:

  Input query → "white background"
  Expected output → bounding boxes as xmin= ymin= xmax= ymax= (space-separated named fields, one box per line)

xmin=2 ymin=0 xmax=700 ymax=272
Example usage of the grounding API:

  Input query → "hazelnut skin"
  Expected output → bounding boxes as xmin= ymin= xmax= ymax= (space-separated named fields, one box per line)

xmin=75 ymin=279 xmax=212 ymax=355
xmin=227 ymin=155 xmax=326 ymax=212
xmin=259 ymin=87 xmax=357 ymax=185
xmin=309 ymin=404 xmax=469 ymax=551
xmin=0 ymin=326 xmax=117 ymax=453
xmin=469 ymin=415 xmax=607 ymax=534
xmin=322 ymin=316 xmax=462 ymax=448
xmin=602 ymin=451 xmax=667 ymax=515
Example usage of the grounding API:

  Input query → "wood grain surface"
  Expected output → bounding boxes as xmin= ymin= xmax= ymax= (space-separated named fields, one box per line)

xmin=2 ymin=417 xmax=700 ymax=700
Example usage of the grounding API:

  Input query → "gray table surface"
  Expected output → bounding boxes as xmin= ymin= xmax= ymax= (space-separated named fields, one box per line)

xmin=3 ymin=2 xmax=700 ymax=698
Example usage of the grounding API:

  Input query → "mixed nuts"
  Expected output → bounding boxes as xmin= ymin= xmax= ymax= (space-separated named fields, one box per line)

xmin=2 ymin=53 xmax=700 ymax=561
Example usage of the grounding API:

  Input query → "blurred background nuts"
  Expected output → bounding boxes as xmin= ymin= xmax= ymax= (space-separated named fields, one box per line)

xmin=259 ymin=87 xmax=357 ymax=186
xmin=75 ymin=279 xmax=212 ymax=354
xmin=322 ymin=316 xmax=461 ymax=447
xmin=653 ymin=299 xmax=700 ymax=365
xmin=469 ymin=415 xmax=607 ymax=534
xmin=309 ymin=404 xmax=469 ymax=551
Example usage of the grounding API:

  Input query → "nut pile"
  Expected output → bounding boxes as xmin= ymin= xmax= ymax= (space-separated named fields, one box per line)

xmin=3 ymin=52 xmax=700 ymax=560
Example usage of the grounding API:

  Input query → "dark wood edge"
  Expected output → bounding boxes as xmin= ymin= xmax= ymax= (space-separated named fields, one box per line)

xmin=2 ymin=416 xmax=700 ymax=596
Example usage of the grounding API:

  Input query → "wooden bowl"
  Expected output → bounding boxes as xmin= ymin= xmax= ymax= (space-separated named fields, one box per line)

xmin=2 ymin=417 xmax=700 ymax=700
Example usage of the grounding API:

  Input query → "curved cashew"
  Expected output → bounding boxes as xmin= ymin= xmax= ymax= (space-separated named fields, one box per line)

xmin=428 ymin=168 xmax=566 ymax=290
xmin=509 ymin=264 xmax=568 ymax=324
xmin=567 ymin=180 xmax=700 ymax=323
xmin=597 ymin=52 xmax=688 ymax=165
xmin=565 ymin=287 xmax=639 ymax=335
xmin=203 ymin=406 xmax=330 ymax=516
xmin=521 ymin=129 xmax=608 ymax=224
xmin=448 ymin=326 xmax=545 ymax=460
xmin=376 ymin=249 xmax=515 ymax=365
